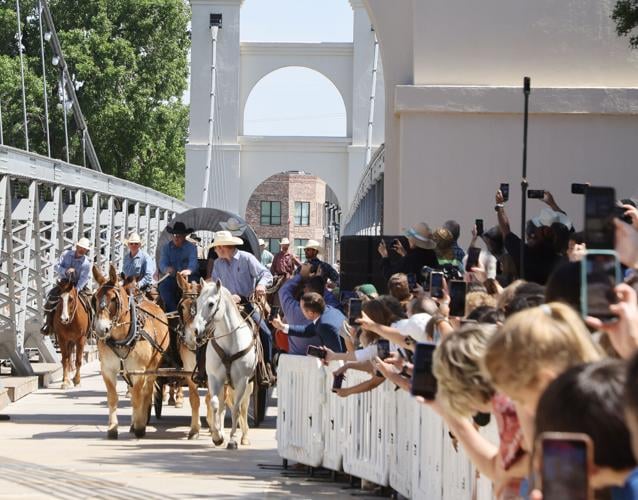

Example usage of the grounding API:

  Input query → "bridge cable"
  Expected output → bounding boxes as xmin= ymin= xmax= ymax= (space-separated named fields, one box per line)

xmin=0 ymin=99 xmax=4 ymax=144
xmin=202 ymin=22 xmax=221 ymax=208
xmin=15 ymin=0 xmax=29 ymax=151
xmin=37 ymin=0 xmax=51 ymax=157
xmin=364 ymin=31 xmax=379 ymax=167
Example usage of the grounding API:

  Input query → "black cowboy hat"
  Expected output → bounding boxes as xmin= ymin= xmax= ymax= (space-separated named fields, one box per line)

xmin=167 ymin=221 xmax=194 ymax=235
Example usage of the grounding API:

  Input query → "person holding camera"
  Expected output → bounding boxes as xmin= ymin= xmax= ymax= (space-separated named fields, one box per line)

xmin=378 ymin=222 xmax=438 ymax=282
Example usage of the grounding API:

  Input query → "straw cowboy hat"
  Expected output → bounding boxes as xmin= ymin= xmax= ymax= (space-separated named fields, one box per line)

xmin=258 ymin=238 xmax=266 ymax=246
xmin=125 ymin=232 xmax=142 ymax=245
xmin=167 ymin=221 xmax=194 ymax=235
xmin=304 ymin=240 xmax=322 ymax=251
xmin=76 ymin=237 xmax=91 ymax=250
xmin=210 ymin=230 xmax=244 ymax=247
xmin=280 ymin=237 xmax=291 ymax=245
xmin=219 ymin=217 xmax=247 ymax=237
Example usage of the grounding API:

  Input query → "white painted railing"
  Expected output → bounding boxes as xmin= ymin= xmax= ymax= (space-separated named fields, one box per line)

xmin=276 ymin=354 xmax=497 ymax=500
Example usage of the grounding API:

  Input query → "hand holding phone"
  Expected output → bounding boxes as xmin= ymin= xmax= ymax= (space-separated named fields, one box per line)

xmin=538 ymin=432 xmax=593 ymax=500
xmin=411 ymin=342 xmax=437 ymax=400
xmin=572 ymin=183 xmax=589 ymax=195
xmin=306 ymin=345 xmax=326 ymax=359
xmin=465 ymin=247 xmax=481 ymax=273
xmin=475 ymin=219 xmax=484 ymax=236
xmin=500 ymin=183 xmax=510 ymax=202
xmin=585 ymin=186 xmax=616 ymax=249
xmin=348 ymin=298 xmax=362 ymax=326
xmin=581 ymin=250 xmax=621 ymax=322
xmin=430 ymin=272 xmax=444 ymax=299
xmin=528 ymin=189 xmax=545 ymax=199
xmin=332 ymin=373 xmax=345 ymax=392
xmin=448 ymin=280 xmax=467 ymax=317
xmin=407 ymin=273 xmax=418 ymax=291
xmin=376 ymin=339 xmax=390 ymax=360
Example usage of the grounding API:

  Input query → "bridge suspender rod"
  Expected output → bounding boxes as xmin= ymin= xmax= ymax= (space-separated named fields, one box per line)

xmin=364 ymin=32 xmax=379 ymax=167
xmin=15 ymin=0 xmax=29 ymax=151
xmin=0 ymin=99 xmax=3 ymax=145
xmin=37 ymin=0 xmax=51 ymax=157
xmin=202 ymin=15 xmax=222 ymax=209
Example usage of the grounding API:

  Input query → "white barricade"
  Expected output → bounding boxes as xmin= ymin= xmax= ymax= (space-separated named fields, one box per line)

xmin=475 ymin=420 xmax=499 ymax=500
xmin=341 ymin=369 xmax=390 ymax=486
xmin=441 ymin=420 xmax=474 ymax=499
xmin=322 ymin=360 xmax=346 ymax=471
xmin=276 ymin=354 xmax=325 ymax=467
xmin=388 ymin=388 xmax=416 ymax=499
xmin=412 ymin=404 xmax=445 ymax=499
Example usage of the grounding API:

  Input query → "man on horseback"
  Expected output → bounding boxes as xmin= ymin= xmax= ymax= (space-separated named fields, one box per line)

xmin=209 ymin=230 xmax=275 ymax=372
xmin=295 ymin=240 xmax=339 ymax=286
xmin=158 ymin=221 xmax=199 ymax=312
xmin=40 ymin=237 xmax=93 ymax=336
xmin=270 ymin=237 xmax=301 ymax=278
xmin=122 ymin=232 xmax=155 ymax=292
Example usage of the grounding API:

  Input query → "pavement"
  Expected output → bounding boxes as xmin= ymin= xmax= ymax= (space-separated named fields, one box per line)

xmin=0 ymin=361 xmax=369 ymax=499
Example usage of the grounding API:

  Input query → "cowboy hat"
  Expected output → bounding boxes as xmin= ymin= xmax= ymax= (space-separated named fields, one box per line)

xmin=210 ymin=230 xmax=244 ymax=247
xmin=125 ymin=232 xmax=142 ymax=245
xmin=167 ymin=221 xmax=194 ymax=235
xmin=280 ymin=237 xmax=290 ymax=245
xmin=76 ymin=237 xmax=91 ymax=250
xmin=219 ymin=217 xmax=247 ymax=237
xmin=304 ymin=240 xmax=322 ymax=251
xmin=258 ymin=238 xmax=266 ymax=246
xmin=404 ymin=223 xmax=436 ymax=250
xmin=531 ymin=208 xmax=573 ymax=230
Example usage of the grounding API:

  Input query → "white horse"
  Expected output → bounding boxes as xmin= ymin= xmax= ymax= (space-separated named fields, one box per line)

xmin=183 ymin=279 xmax=255 ymax=449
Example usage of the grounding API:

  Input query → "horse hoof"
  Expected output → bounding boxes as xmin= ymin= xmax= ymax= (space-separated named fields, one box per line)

xmin=60 ymin=383 xmax=70 ymax=390
xmin=226 ymin=441 xmax=238 ymax=450
xmin=188 ymin=431 xmax=199 ymax=440
xmin=73 ymin=380 xmax=81 ymax=387
xmin=129 ymin=425 xmax=134 ymax=434
xmin=175 ymin=401 xmax=183 ymax=409
xmin=134 ymin=427 xmax=146 ymax=438
xmin=241 ymin=438 xmax=250 ymax=446
xmin=168 ymin=397 xmax=176 ymax=406
xmin=107 ymin=429 xmax=118 ymax=440
xmin=212 ymin=436 xmax=224 ymax=447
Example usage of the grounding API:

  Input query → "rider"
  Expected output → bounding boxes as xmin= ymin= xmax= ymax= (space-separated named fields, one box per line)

xmin=296 ymin=240 xmax=339 ymax=286
xmin=209 ymin=230 xmax=275 ymax=368
xmin=158 ymin=221 xmax=198 ymax=312
xmin=258 ymin=239 xmax=274 ymax=267
xmin=40 ymin=238 xmax=92 ymax=335
xmin=121 ymin=232 xmax=155 ymax=292
xmin=270 ymin=237 xmax=301 ymax=277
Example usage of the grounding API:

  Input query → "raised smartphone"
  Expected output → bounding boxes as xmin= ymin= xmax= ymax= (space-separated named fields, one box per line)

xmin=411 ymin=342 xmax=437 ymax=400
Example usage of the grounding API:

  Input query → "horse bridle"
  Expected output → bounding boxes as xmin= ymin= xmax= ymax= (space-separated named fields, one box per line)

xmin=58 ymin=286 xmax=79 ymax=325
xmin=96 ymin=283 xmax=127 ymax=330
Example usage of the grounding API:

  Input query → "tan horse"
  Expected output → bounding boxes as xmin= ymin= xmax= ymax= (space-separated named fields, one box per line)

xmin=92 ymin=264 xmax=169 ymax=439
xmin=52 ymin=280 xmax=91 ymax=389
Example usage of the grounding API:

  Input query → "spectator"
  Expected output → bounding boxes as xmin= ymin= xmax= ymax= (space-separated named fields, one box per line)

xmin=258 ymin=239 xmax=274 ymax=267
xmin=297 ymin=240 xmax=340 ymax=285
xmin=464 ymin=224 xmax=498 ymax=280
xmin=355 ymin=283 xmax=379 ymax=300
xmin=624 ymin=352 xmax=638 ymax=464
xmin=378 ymin=222 xmax=438 ymax=281
xmin=465 ymin=291 xmax=497 ymax=317
xmin=433 ymin=227 xmax=463 ymax=272
xmin=545 ymin=261 xmax=581 ymax=311
xmin=566 ymin=230 xmax=586 ymax=263
xmin=443 ymin=219 xmax=465 ymax=262
xmin=387 ymin=273 xmax=412 ymax=309
xmin=534 ymin=360 xmax=637 ymax=497
xmin=270 ymin=237 xmax=301 ymax=277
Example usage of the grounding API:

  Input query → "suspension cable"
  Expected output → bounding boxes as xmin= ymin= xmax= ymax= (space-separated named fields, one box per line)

xmin=0 ymin=99 xmax=3 ymax=145
xmin=61 ymin=70 xmax=70 ymax=163
xmin=38 ymin=0 xmax=51 ymax=156
xmin=15 ymin=0 xmax=29 ymax=151
xmin=364 ymin=31 xmax=379 ymax=166
xmin=202 ymin=22 xmax=220 ymax=208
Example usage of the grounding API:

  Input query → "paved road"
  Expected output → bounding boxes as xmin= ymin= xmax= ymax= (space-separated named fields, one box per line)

xmin=0 ymin=362 xmax=362 ymax=499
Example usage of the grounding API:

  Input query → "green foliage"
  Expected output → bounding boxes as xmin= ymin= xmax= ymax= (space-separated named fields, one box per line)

xmin=0 ymin=0 xmax=190 ymax=198
xmin=613 ymin=0 xmax=638 ymax=48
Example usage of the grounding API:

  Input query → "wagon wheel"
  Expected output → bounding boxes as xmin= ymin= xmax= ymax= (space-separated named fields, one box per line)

xmin=250 ymin=383 xmax=268 ymax=427
xmin=154 ymin=379 xmax=164 ymax=420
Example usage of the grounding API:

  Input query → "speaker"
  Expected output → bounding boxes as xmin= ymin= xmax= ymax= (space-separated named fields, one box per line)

xmin=339 ymin=235 xmax=407 ymax=294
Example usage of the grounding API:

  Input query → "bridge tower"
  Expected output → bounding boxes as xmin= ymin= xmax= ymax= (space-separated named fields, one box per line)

xmin=186 ymin=0 xmax=384 ymax=214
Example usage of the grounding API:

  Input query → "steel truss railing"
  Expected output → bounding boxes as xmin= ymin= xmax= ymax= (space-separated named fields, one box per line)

xmin=343 ymin=144 xmax=384 ymax=236
xmin=0 ymin=145 xmax=191 ymax=375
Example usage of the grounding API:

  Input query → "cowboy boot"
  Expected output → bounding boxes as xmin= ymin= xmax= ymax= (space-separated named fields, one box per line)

xmin=40 ymin=310 xmax=54 ymax=336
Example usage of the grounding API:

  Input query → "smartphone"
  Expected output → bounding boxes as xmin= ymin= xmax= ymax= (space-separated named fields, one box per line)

xmin=572 ymin=183 xmax=589 ymax=195
xmin=475 ymin=219 xmax=484 ymax=236
xmin=500 ymin=183 xmax=509 ymax=202
xmin=332 ymin=373 xmax=344 ymax=392
xmin=580 ymin=250 xmax=621 ymax=322
xmin=411 ymin=342 xmax=437 ymax=400
xmin=407 ymin=273 xmax=418 ymax=291
xmin=584 ymin=186 xmax=616 ymax=249
xmin=376 ymin=339 xmax=390 ymax=360
xmin=306 ymin=345 xmax=326 ymax=359
xmin=465 ymin=247 xmax=481 ymax=272
xmin=538 ymin=432 xmax=593 ymax=500
xmin=268 ymin=306 xmax=280 ymax=322
xmin=420 ymin=266 xmax=432 ymax=292
xmin=348 ymin=298 xmax=362 ymax=326
xmin=448 ymin=280 xmax=467 ymax=317
xmin=614 ymin=205 xmax=634 ymax=225
xmin=528 ymin=189 xmax=545 ymax=199
xmin=430 ymin=272 xmax=444 ymax=299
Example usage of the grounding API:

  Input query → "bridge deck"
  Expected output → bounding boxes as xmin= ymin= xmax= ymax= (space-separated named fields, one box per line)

xmin=0 ymin=362 xmax=363 ymax=499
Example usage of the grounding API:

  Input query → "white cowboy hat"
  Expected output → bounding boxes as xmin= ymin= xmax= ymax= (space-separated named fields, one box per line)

xmin=258 ymin=238 xmax=266 ymax=246
xmin=125 ymin=232 xmax=142 ymax=245
xmin=531 ymin=208 xmax=573 ymax=230
xmin=210 ymin=230 xmax=244 ymax=247
xmin=304 ymin=239 xmax=322 ymax=251
xmin=76 ymin=237 xmax=91 ymax=250
xmin=219 ymin=217 xmax=247 ymax=237
xmin=280 ymin=237 xmax=290 ymax=245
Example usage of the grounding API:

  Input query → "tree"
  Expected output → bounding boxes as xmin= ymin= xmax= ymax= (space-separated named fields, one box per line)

xmin=0 ymin=0 xmax=190 ymax=198
xmin=612 ymin=0 xmax=638 ymax=48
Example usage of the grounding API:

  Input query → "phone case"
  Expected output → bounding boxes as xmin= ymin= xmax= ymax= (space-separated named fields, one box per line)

xmin=580 ymin=249 xmax=621 ymax=319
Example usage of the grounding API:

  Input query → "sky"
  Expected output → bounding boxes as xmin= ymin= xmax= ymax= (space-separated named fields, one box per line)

xmin=233 ymin=0 xmax=353 ymax=137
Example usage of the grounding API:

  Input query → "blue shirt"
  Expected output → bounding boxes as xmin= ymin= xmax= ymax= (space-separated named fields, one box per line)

xmin=122 ymin=250 xmax=155 ymax=289
xmin=278 ymin=274 xmax=319 ymax=354
xmin=612 ymin=468 xmax=638 ymax=500
xmin=55 ymin=249 xmax=91 ymax=290
xmin=159 ymin=241 xmax=198 ymax=275
xmin=212 ymin=249 xmax=273 ymax=298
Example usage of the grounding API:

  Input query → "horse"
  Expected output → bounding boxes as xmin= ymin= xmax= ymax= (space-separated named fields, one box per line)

xmin=183 ymin=279 xmax=255 ymax=449
xmin=51 ymin=280 xmax=92 ymax=389
xmin=92 ymin=264 xmax=170 ymax=439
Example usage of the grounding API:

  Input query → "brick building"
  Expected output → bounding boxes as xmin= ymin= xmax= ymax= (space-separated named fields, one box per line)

xmin=245 ymin=171 xmax=339 ymax=263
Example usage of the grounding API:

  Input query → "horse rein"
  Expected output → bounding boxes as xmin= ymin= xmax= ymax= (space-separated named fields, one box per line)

xmin=58 ymin=287 xmax=80 ymax=325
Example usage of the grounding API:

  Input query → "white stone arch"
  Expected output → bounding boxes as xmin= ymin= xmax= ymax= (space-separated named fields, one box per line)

xmin=239 ymin=43 xmax=354 ymax=136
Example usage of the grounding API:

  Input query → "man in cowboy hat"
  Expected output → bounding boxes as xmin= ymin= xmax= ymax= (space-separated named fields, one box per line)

xmin=297 ymin=240 xmax=340 ymax=285
xmin=210 ymin=230 xmax=275 ymax=365
xmin=377 ymin=222 xmax=438 ymax=281
xmin=270 ymin=237 xmax=301 ymax=277
xmin=158 ymin=221 xmax=199 ymax=311
xmin=122 ymin=232 xmax=155 ymax=291
xmin=40 ymin=238 xmax=93 ymax=335
xmin=258 ymin=238 xmax=274 ymax=267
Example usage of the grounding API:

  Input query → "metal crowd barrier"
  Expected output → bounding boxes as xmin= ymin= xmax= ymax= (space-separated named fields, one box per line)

xmin=276 ymin=354 xmax=497 ymax=499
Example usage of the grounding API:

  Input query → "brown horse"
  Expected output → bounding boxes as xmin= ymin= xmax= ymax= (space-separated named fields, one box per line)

xmin=52 ymin=280 xmax=92 ymax=389
xmin=92 ymin=264 xmax=169 ymax=439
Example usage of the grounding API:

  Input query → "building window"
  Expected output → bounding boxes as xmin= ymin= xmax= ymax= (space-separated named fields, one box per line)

xmin=294 ymin=201 xmax=310 ymax=226
xmin=294 ymin=238 xmax=308 ymax=261
xmin=264 ymin=238 xmax=280 ymax=254
xmin=260 ymin=201 xmax=281 ymax=226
